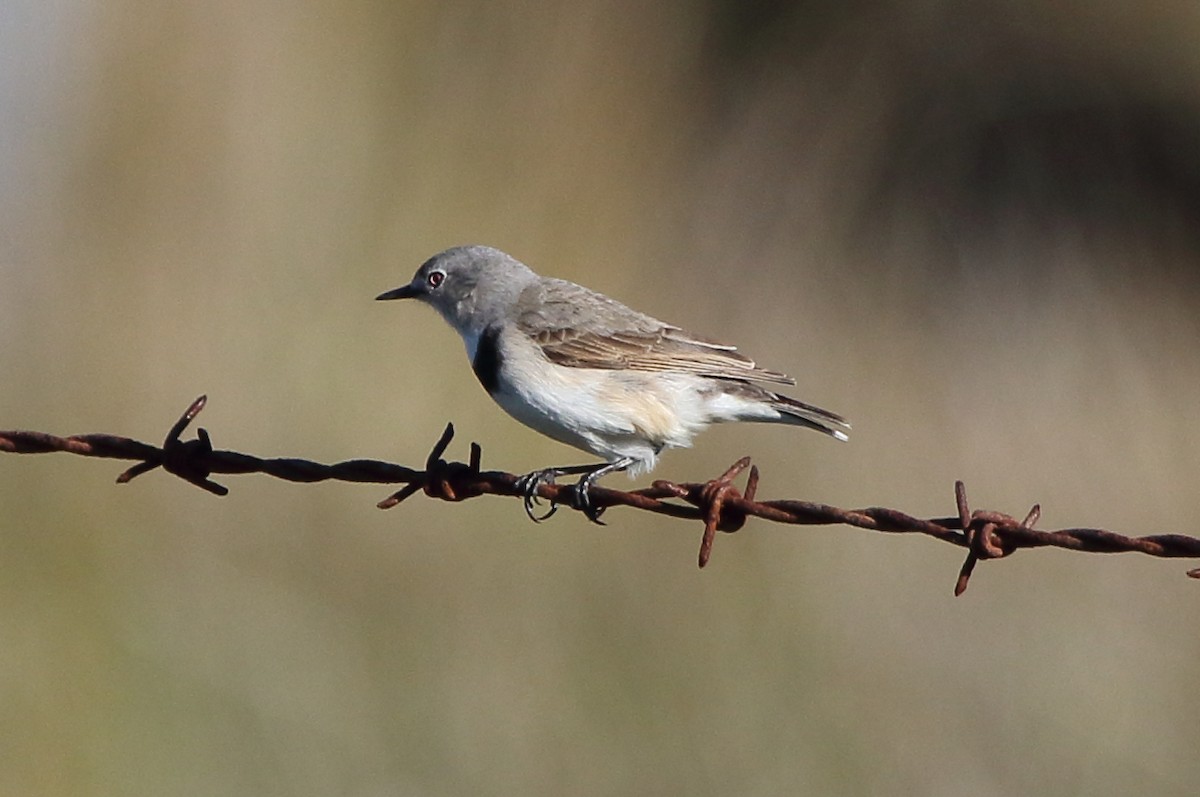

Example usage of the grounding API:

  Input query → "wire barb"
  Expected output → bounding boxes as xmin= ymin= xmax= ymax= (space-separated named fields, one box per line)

xmin=4 ymin=395 xmax=1200 ymax=590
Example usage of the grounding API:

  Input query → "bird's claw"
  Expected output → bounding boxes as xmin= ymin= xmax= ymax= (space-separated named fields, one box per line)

xmin=571 ymin=475 xmax=607 ymax=525
xmin=514 ymin=469 xmax=607 ymax=524
xmin=515 ymin=469 xmax=559 ymax=522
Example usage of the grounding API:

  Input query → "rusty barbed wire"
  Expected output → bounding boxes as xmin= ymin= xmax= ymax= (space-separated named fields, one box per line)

xmin=3 ymin=395 xmax=1199 ymax=594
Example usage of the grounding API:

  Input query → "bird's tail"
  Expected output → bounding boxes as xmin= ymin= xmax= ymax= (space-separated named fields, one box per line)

xmin=768 ymin=392 xmax=851 ymax=442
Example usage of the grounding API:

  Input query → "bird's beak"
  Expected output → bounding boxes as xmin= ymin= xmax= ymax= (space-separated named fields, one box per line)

xmin=375 ymin=284 xmax=419 ymax=301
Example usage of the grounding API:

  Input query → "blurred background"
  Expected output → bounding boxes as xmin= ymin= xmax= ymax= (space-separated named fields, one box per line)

xmin=3 ymin=1 xmax=1199 ymax=794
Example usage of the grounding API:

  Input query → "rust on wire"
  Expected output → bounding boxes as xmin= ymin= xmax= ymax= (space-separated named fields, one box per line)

xmin=3 ymin=395 xmax=1200 ymax=594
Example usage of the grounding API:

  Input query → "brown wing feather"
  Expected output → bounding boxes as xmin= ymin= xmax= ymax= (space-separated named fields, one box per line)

xmin=516 ymin=278 xmax=795 ymax=386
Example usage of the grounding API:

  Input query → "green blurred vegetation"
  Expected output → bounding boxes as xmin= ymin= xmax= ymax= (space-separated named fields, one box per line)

xmin=3 ymin=1 xmax=1199 ymax=795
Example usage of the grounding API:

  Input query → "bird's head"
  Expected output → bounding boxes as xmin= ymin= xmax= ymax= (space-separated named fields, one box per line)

xmin=376 ymin=245 xmax=535 ymax=335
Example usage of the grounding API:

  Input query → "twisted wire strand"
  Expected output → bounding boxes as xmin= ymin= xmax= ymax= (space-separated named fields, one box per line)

xmin=3 ymin=395 xmax=1198 ymax=594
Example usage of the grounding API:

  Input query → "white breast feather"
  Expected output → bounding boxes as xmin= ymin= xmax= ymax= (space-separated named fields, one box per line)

xmin=454 ymin=326 xmax=784 ymax=477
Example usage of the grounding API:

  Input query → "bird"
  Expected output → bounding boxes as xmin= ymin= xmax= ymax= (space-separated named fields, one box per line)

xmin=376 ymin=245 xmax=849 ymax=522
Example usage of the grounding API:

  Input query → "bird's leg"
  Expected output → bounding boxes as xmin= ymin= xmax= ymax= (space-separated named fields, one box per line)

xmin=515 ymin=463 xmax=603 ymax=523
xmin=572 ymin=457 xmax=636 ymax=524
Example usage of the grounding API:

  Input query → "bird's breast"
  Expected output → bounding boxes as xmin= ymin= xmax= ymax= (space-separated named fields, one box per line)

xmin=459 ymin=326 xmax=712 ymax=467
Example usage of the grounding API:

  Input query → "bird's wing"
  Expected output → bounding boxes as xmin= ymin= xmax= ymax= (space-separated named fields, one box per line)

xmin=514 ymin=278 xmax=796 ymax=385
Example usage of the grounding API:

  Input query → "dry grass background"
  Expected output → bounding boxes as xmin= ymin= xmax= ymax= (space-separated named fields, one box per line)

xmin=3 ymin=1 xmax=1199 ymax=795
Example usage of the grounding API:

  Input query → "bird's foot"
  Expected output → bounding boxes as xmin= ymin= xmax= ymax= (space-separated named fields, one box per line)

xmin=517 ymin=458 xmax=633 ymax=524
xmin=571 ymin=471 xmax=608 ymax=525
xmin=515 ymin=469 xmax=560 ymax=522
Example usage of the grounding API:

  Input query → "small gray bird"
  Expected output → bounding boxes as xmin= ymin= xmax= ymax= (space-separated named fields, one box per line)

xmin=377 ymin=245 xmax=849 ymax=521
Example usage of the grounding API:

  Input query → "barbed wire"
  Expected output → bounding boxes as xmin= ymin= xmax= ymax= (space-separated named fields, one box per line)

xmin=3 ymin=395 xmax=1198 ymax=594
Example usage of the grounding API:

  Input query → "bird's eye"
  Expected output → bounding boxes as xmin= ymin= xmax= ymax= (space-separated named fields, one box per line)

xmin=427 ymin=270 xmax=445 ymax=289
